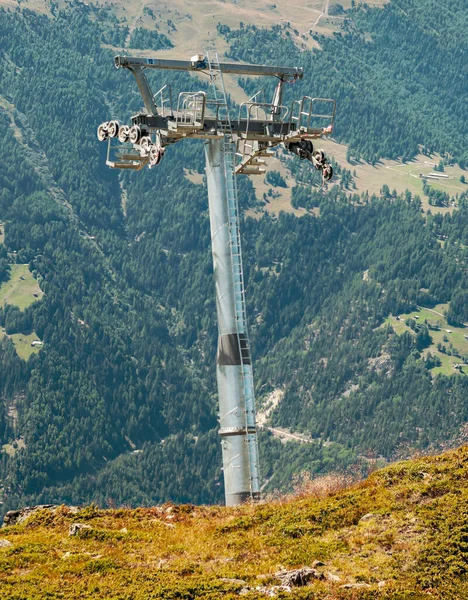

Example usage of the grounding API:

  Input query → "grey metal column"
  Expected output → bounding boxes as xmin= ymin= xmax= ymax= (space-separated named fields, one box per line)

xmin=205 ymin=138 xmax=259 ymax=506
xmin=128 ymin=66 xmax=158 ymax=115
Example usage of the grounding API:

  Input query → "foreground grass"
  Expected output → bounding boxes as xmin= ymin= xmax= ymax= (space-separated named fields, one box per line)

xmin=1 ymin=446 xmax=468 ymax=598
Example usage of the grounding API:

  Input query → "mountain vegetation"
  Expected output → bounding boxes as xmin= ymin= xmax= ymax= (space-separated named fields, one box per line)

xmin=2 ymin=445 xmax=468 ymax=598
xmin=0 ymin=0 xmax=466 ymax=514
xmin=222 ymin=0 xmax=468 ymax=166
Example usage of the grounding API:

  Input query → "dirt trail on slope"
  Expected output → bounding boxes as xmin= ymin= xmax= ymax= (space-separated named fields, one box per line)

xmin=0 ymin=94 xmax=112 ymax=265
xmin=267 ymin=426 xmax=314 ymax=443
xmin=124 ymin=0 xmax=146 ymax=48
xmin=0 ymin=95 xmax=77 ymax=221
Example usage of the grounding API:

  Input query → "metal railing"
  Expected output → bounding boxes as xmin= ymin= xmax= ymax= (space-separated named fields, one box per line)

xmin=175 ymin=91 xmax=206 ymax=127
xmin=291 ymin=96 xmax=336 ymax=132
xmin=204 ymin=99 xmax=231 ymax=130
xmin=236 ymin=102 xmax=289 ymax=167
xmin=154 ymin=84 xmax=173 ymax=117
xmin=238 ymin=101 xmax=289 ymax=125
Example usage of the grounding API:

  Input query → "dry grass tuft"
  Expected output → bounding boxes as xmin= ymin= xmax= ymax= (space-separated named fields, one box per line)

xmin=291 ymin=471 xmax=355 ymax=500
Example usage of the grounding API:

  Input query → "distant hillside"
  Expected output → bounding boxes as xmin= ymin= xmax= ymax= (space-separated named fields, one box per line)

xmin=222 ymin=0 xmax=467 ymax=165
xmin=0 ymin=1 xmax=466 ymax=514
xmin=0 ymin=0 xmax=390 ymax=55
xmin=2 ymin=445 xmax=468 ymax=598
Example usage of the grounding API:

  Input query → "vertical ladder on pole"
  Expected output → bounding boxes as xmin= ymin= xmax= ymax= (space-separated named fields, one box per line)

xmin=206 ymin=50 xmax=261 ymax=500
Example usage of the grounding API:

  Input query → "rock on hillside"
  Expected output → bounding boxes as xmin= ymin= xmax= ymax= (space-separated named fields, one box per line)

xmin=2 ymin=446 xmax=468 ymax=598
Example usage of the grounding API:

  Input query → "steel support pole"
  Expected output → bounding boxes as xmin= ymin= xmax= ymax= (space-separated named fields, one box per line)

xmin=205 ymin=138 xmax=259 ymax=506
xmin=129 ymin=66 xmax=158 ymax=115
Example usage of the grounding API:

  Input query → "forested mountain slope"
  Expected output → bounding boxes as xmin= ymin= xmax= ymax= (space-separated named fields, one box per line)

xmin=0 ymin=1 xmax=466 ymax=513
xmin=222 ymin=0 xmax=467 ymax=164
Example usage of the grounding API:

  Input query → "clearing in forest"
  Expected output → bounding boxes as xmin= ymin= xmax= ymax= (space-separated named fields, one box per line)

xmin=247 ymin=154 xmax=309 ymax=218
xmin=0 ymin=327 xmax=43 ymax=361
xmin=0 ymin=264 xmax=43 ymax=311
xmin=236 ymin=141 xmax=466 ymax=219
xmin=9 ymin=332 xmax=42 ymax=360
xmin=319 ymin=140 xmax=466 ymax=213
xmin=383 ymin=304 xmax=468 ymax=377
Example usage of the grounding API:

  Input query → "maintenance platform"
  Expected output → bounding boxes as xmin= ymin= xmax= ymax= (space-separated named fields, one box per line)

xmin=97 ymin=53 xmax=336 ymax=180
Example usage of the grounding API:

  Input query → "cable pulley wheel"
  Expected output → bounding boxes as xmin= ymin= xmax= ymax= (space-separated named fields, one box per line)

xmin=149 ymin=145 xmax=162 ymax=166
xmin=314 ymin=149 xmax=325 ymax=163
xmin=118 ymin=125 xmax=130 ymax=143
xmin=97 ymin=123 xmax=108 ymax=142
xmin=107 ymin=120 xmax=119 ymax=138
xmin=323 ymin=164 xmax=333 ymax=182
xmin=140 ymin=136 xmax=152 ymax=154
xmin=129 ymin=125 xmax=142 ymax=144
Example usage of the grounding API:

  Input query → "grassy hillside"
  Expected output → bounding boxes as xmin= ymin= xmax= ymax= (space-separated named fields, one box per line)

xmin=257 ymin=143 xmax=466 ymax=220
xmin=0 ymin=0 xmax=389 ymax=55
xmin=0 ymin=264 xmax=43 ymax=311
xmin=2 ymin=445 xmax=468 ymax=598
xmin=0 ymin=265 xmax=44 ymax=360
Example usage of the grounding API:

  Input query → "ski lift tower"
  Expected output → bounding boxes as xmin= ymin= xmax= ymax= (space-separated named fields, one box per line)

xmin=97 ymin=51 xmax=336 ymax=507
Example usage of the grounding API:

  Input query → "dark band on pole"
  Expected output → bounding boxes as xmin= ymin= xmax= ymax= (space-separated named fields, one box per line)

xmin=217 ymin=333 xmax=251 ymax=365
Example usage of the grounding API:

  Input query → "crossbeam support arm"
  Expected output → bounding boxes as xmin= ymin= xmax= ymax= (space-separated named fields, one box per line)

xmin=129 ymin=66 xmax=158 ymax=115
xmin=116 ymin=56 xmax=303 ymax=80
